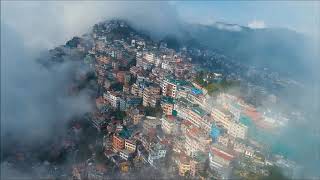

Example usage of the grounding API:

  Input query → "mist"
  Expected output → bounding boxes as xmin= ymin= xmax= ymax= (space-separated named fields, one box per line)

xmin=1 ymin=1 xmax=182 ymax=178
xmin=1 ymin=1 xmax=181 ymax=50
xmin=1 ymin=0 xmax=182 ymax=143
xmin=1 ymin=1 xmax=319 ymax=179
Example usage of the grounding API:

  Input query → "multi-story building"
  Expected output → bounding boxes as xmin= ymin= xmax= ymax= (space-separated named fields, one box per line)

xmin=124 ymin=139 xmax=137 ymax=152
xmin=104 ymin=91 xmax=117 ymax=108
xmin=227 ymin=121 xmax=248 ymax=139
xmin=147 ymin=143 xmax=167 ymax=167
xmin=161 ymin=115 xmax=178 ymax=134
xmin=174 ymin=98 xmax=192 ymax=120
xmin=116 ymin=71 xmax=125 ymax=84
xmin=162 ymin=78 xmax=177 ymax=98
xmin=178 ymin=155 xmax=191 ymax=176
xmin=142 ymin=85 xmax=161 ymax=107
xmin=127 ymin=108 xmax=144 ymax=125
xmin=144 ymin=52 xmax=155 ymax=63
xmin=185 ymin=127 xmax=211 ymax=157
xmin=190 ymin=152 xmax=207 ymax=177
xmin=209 ymin=145 xmax=235 ymax=169
xmin=187 ymin=106 xmax=207 ymax=128
xmin=119 ymin=149 xmax=133 ymax=161
xmin=133 ymin=114 xmax=144 ymax=125
xmin=161 ymin=96 xmax=175 ymax=115
xmin=211 ymin=108 xmax=233 ymax=129
xmin=200 ymin=115 xmax=215 ymax=133
xmin=228 ymin=103 xmax=241 ymax=122
xmin=124 ymin=96 xmax=142 ymax=108
xmin=112 ymin=135 xmax=125 ymax=152
xmin=162 ymin=77 xmax=188 ymax=98
xmin=217 ymin=135 xmax=232 ymax=148
xmin=130 ymin=83 xmax=143 ymax=97
xmin=162 ymin=103 xmax=174 ymax=115
xmin=211 ymin=107 xmax=247 ymax=139
xmin=142 ymin=116 xmax=161 ymax=133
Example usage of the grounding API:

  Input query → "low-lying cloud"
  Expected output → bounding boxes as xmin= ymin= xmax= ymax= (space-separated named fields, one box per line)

xmin=1 ymin=1 xmax=182 ymax=143
xmin=1 ymin=23 xmax=93 ymax=143
xmin=248 ymin=20 xmax=266 ymax=29
xmin=1 ymin=1 xmax=181 ymax=50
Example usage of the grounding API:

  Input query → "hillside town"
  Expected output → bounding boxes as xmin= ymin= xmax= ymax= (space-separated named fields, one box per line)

xmin=2 ymin=20 xmax=300 ymax=180
xmin=63 ymin=20 xmax=298 ymax=179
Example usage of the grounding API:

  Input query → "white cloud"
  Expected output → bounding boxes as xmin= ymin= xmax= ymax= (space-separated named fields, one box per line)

xmin=1 ymin=1 xmax=180 ymax=50
xmin=215 ymin=22 xmax=242 ymax=32
xmin=248 ymin=20 xmax=266 ymax=29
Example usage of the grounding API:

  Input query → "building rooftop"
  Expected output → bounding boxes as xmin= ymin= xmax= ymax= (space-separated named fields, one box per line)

xmin=165 ymin=76 xmax=189 ymax=86
xmin=162 ymin=115 xmax=176 ymax=123
xmin=161 ymin=96 xmax=175 ymax=104
xmin=210 ymin=144 xmax=235 ymax=161
xmin=192 ymin=106 xmax=207 ymax=117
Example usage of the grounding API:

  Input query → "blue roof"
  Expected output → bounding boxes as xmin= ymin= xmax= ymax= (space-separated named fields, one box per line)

xmin=191 ymin=88 xmax=203 ymax=95
xmin=210 ymin=124 xmax=221 ymax=139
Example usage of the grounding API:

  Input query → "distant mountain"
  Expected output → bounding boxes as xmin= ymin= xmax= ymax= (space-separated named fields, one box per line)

xmin=163 ymin=22 xmax=316 ymax=80
xmin=89 ymin=19 xmax=316 ymax=81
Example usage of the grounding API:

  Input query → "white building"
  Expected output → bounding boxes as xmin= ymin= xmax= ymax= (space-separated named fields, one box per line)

xmin=144 ymin=52 xmax=155 ymax=63
xmin=119 ymin=149 xmax=132 ymax=160
xmin=104 ymin=91 xmax=119 ymax=108
xmin=147 ymin=143 xmax=167 ymax=167
xmin=161 ymin=116 xmax=178 ymax=134
xmin=125 ymin=139 xmax=137 ymax=152
xmin=227 ymin=122 xmax=248 ymax=139
xmin=211 ymin=108 xmax=233 ymax=129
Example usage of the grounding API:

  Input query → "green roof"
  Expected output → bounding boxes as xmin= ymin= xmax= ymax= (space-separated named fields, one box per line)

xmin=165 ymin=76 xmax=189 ymax=86
xmin=162 ymin=96 xmax=175 ymax=104
xmin=172 ymin=110 xmax=178 ymax=116
xmin=192 ymin=106 xmax=206 ymax=117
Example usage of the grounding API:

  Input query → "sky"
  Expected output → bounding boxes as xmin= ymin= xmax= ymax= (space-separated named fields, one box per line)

xmin=1 ymin=1 xmax=319 ymax=49
xmin=174 ymin=1 xmax=320 ymax=37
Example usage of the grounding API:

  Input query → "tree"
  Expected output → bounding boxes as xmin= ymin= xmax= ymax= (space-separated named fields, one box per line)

xmin=144 ymin=105 xmax=163 ymax=117
xmin=112 ymin=110 xmax=126 ymax=120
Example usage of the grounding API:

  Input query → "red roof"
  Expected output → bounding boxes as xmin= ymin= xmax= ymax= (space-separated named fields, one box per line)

xmin=211 ymin=147 xmax=234 ymax=161
xmin=182 ymin=120 xmax=193 ymax=127
xmin=160 ymin=139 xmax=170 ymax=145
xmin=166 ymin=115 xmax=176 ymax=121
xmin=188 ymin=127 xmax=201 ymax=137
xmin=244 ymin=109 xmax=262 ymax=121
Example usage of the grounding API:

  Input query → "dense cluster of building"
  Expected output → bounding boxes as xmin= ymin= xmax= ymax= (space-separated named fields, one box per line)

xmin=68 ymin=20 xmax=296 ymax=179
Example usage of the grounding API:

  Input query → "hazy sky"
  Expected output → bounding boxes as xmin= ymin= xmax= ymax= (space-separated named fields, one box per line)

xmin=174 ymin=1 xmax=320 ymax=36
xmin=1 ymin=1 xmax=319 ymax=50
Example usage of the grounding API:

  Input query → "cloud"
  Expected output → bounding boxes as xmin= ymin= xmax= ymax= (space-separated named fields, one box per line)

xmin=1 ymin=1 xmax=181 ymax=140
xmin=215 ymin=22 xmax=242 ymax=32
xmin=1 ymin=23 xmax=94 ymax=143
xmin=248 ymin=20 xmax=266 ymax=29
xmin=1 ymin=1 xmax=181 ymax=50
xmin=0 ymin=4 xmax=182 ymax=174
